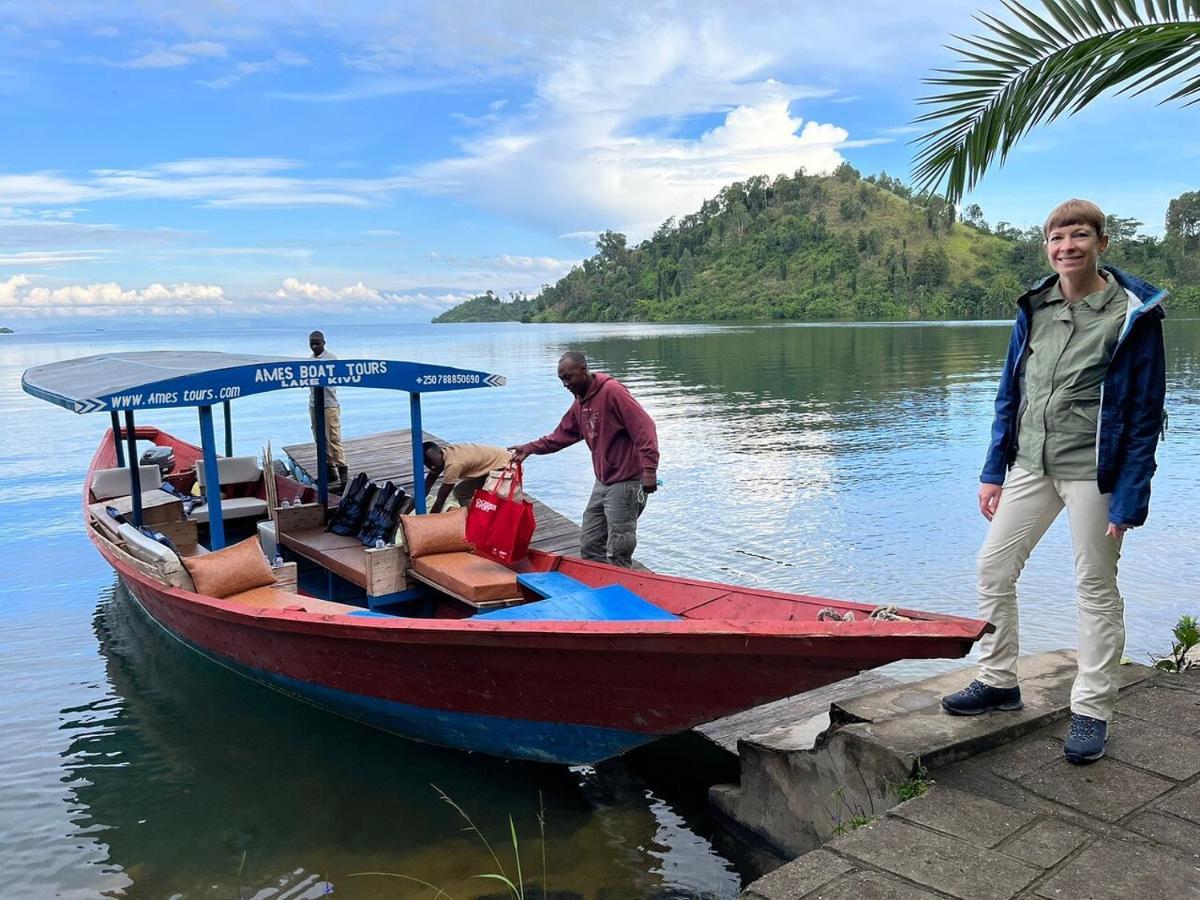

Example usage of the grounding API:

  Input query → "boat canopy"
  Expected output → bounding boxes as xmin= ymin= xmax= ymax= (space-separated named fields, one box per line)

xmin=23 ymin=350 xmax=507 ymax=547
xmin=21 ymin=350 xmax=505 ymax=414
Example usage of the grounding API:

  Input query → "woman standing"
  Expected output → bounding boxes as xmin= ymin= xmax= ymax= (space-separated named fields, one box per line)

xmin=941 ymin=199 xmax=1167 ymax=765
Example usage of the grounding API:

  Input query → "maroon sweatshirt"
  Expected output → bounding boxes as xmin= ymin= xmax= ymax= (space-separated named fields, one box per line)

xmin=520 ymin=373 xmax=659 ymax=485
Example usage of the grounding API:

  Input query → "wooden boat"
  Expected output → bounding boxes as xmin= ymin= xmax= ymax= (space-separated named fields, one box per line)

xmin=26 ymin=351 xmax=990 ymax=765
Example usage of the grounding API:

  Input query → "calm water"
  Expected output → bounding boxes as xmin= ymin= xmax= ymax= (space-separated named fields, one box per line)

xmin=2 ymin=319 xmax=1198 ymax=897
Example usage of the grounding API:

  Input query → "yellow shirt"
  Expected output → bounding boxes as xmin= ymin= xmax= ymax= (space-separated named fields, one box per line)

xmin=441 ymin=443 xmax=512 ymax=484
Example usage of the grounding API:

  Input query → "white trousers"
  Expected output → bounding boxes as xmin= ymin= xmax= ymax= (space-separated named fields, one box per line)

xmin=976 ymin=466 xmax=1125 ymax=721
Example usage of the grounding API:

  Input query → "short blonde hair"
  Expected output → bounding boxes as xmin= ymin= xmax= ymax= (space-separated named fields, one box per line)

xmin=1043 ymin=199 xmax=1106 ymax=239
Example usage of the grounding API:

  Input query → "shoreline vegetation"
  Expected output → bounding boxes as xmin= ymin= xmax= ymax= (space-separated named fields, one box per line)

xmin=433 ymin=166 xmax=1199 ymax=324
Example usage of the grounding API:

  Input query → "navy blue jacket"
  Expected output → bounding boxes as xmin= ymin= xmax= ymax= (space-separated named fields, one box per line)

xmin=981 ymin=266 xmax=1167 ymax=527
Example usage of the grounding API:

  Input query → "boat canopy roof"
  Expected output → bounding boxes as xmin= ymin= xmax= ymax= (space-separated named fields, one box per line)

xmin=22 ymin=350 xmax=506 ymax=414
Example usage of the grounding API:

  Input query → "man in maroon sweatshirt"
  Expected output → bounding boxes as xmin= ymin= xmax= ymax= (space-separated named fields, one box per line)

xmin=511 ymin=351 xmax=659 ymax=568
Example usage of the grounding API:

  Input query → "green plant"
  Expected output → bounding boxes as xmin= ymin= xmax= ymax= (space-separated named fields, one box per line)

xmin=832 ymin=814 xmax=875 ymax=836
xmin=350 ymin=785 xmax=547 ymax=900
xmin=1152 ymin=614 xmax=1199 ymax=672
xmin=895 ymin=762 xmax=934 ymax=802
xmin=913 ymin=0 xmax=1200 ymax=201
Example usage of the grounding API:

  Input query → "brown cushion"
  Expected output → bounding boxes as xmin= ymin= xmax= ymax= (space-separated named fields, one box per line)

xmin=400 ymin=507 xmax=473 ymax=559
xmin=181 ymin=535 xmax=276 ymax=599
xmin=223 ymin=586 xmax=361 ymax=616
xmin=412 ymin=551 xmax=520 ymax=603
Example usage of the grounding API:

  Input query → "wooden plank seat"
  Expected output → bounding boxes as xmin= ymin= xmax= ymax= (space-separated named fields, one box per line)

xmin=222 ymin=585 xmax=363 ymax=616
xmin=279 ymin=526 xmax=371 ymax=588
xmin=409 ymin=551 xmax=522 ymax=608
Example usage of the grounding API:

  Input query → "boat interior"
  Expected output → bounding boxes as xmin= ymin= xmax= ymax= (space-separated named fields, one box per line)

xmin=89 ymin=426 xmax=915 ymax=628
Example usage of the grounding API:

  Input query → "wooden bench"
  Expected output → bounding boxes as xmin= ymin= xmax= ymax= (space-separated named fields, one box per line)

xmin=274 ymin=502 xmax=409 ymax=602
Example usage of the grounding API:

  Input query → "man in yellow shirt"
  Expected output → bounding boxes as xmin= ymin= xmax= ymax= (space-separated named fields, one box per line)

xmin=422 ymin=441 xmax=513 ymax=513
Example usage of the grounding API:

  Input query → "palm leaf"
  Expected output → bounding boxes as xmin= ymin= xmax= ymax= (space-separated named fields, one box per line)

xmin=912 ymin=0 xmax=1200 ymax=201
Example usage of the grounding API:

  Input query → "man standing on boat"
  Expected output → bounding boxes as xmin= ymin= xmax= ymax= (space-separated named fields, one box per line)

xmin=511 ymin=351 xmax=659 ymax=568
xmin=308 ymin=330 xmax=348 ymax=489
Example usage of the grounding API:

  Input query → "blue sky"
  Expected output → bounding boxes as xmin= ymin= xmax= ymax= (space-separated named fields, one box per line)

xmin=1 ymin=1 xmax=1195 ymax=322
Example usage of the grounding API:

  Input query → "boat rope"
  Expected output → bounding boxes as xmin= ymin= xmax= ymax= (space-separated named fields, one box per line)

xmin=868 ymin=605 xmax=911 ymax=621
xmin=817 ymin=607 xmax=856 ymax=622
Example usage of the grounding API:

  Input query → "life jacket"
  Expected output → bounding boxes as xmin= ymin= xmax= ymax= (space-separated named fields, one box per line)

xmin=327 ymin=472 xmax=375 ymax=536
xmin=358 ymin=482 xmax=409 ymax=546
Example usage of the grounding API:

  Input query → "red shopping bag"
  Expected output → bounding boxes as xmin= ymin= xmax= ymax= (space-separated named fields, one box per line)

xmin=466 ymin=463 xmax=536 ymax=564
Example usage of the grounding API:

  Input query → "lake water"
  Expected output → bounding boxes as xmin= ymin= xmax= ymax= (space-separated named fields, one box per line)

xmin=2 ymin=318 xmax=1197 ymax=897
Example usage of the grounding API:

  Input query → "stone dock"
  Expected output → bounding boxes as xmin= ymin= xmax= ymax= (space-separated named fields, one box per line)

xmin=713 ymin=650 xmax=1200 ymax=899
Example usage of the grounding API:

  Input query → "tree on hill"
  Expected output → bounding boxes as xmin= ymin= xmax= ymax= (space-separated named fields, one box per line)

xmin=914 ymin=0 xmax=1200 ymax=202
xmin=433 ymin=171 xmax=1200 ymax=324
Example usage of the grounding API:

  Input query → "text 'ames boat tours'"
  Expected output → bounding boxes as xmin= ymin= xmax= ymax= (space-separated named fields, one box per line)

xmin=23 ymin=351 xmax=991 ymax=765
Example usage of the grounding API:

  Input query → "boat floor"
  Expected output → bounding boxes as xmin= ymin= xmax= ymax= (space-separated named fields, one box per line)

xmin=284 ymin=428 xmax=586 ymax=558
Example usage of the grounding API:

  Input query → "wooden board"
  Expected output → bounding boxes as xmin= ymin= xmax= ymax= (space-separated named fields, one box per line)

xmin=284 ymin=429 xmax=584 ymax=558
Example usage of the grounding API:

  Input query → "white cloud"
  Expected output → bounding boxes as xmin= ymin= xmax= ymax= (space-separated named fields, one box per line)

xmin=0 ymin=158 xmax=413 ymax=209
xmin=0 ymin=273 xmax=470 ymax=318
xmin=272 ymin=277 xmax=382 ymax=303
xmin=402 ymin=8 xmax=898 ymax=237
xmin=124 ymin=40 xmax=228 ymax=69
xmin=199 ymin=49 xmax=309 ymax=89
xmin=267 ymin=277 xmax=468 ymax=312
xmin=0 ymin=274 xmax=228 ymax=315
xmin=421 ymin=94 xmax=853 ymax=238
xmin=0 ymin=173 xmax=96 ymax=205
xmin=0 ymin=250 xmax=111 ymax=265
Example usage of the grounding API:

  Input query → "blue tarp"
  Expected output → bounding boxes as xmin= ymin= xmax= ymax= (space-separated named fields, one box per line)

xmin=476 ymin=583 xmax=678 ymax=622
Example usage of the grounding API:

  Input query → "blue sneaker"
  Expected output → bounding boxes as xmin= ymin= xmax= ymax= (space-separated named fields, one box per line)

xmin=941 ymin=680 xmax=1024 ymax=716
xmin=1064 ymin=713 xmax=1107 ymax=764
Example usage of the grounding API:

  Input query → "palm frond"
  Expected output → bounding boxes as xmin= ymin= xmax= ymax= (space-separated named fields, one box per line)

xmin=912 ymin=0 xmax=1200 ymax=201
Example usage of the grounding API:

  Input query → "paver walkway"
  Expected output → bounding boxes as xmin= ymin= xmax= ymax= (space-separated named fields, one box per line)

xmin=744 ymin=664 xmax=1200 ymax=899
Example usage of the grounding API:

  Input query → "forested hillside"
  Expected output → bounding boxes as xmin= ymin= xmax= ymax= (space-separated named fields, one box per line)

xmin=434 ymin=167 xmax=1200 ymax=323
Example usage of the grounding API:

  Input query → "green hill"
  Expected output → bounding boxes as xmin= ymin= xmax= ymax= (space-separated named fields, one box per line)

xmin=432 ymin=291 xmax=533 ymax=323
xmin=435 ymin=168 xmax=1199 ymax=322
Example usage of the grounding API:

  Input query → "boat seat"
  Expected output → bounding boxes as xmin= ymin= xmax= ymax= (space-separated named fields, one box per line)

xmin=410 ymin=551 xmax=521 ymax=606
xmin=191 ymin=455 xmax=268 ymax=523
xmin=516 ymin=571 xmax=590 ymax=599
xmin=190 ymin=496 xmax=268 ymax=522
xmin=475 ymin=584 xmax=679 ymax=622
xmin=278 ymin=526 xmax=370 ymax=588
xmin=91 ymin=465 xmax=163 ymax=501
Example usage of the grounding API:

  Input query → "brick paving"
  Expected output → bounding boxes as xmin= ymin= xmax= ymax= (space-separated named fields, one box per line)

xmin=744 ymin=666 xmax=1200 ymax=899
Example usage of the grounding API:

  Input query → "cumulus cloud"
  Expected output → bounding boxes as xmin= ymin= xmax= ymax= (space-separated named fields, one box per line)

xmin=0 ymin=273 xmax=471 ymax=318
xmin=402 ymin=9 xmax=884 ymax=237
xmin=267 ymin=277 xmax=469 ymax=312
xmin=0 ymin=274 xmax=229 ymax=315
xmin=422 ymin=94 xmax=853 ymax=238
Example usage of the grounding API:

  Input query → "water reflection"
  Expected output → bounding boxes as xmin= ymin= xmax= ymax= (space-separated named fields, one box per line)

xmin=59 ymin=583 xmax=741 ymax=898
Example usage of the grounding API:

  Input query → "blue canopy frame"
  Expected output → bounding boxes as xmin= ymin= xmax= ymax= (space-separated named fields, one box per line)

xmin=22 ymin=351 xmax=506 ymax=549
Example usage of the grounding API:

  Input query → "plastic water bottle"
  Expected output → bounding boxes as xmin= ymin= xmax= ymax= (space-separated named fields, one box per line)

xmin=273 ymin=551 xmax=283 ymax=567
xmin=374 ymin=539 xmax=385 ymax=549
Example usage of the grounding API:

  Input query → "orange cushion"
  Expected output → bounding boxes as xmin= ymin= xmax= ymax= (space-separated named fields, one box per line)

xmin=181 ymin=535 xmax=276 ymax=599
xmin=401 ymin=507 xmax=473 ymax=559
xmin=223 ymin=586 xmax=361 ymax=616
xmin=412 ymin=552 xmax=520 ymax=603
